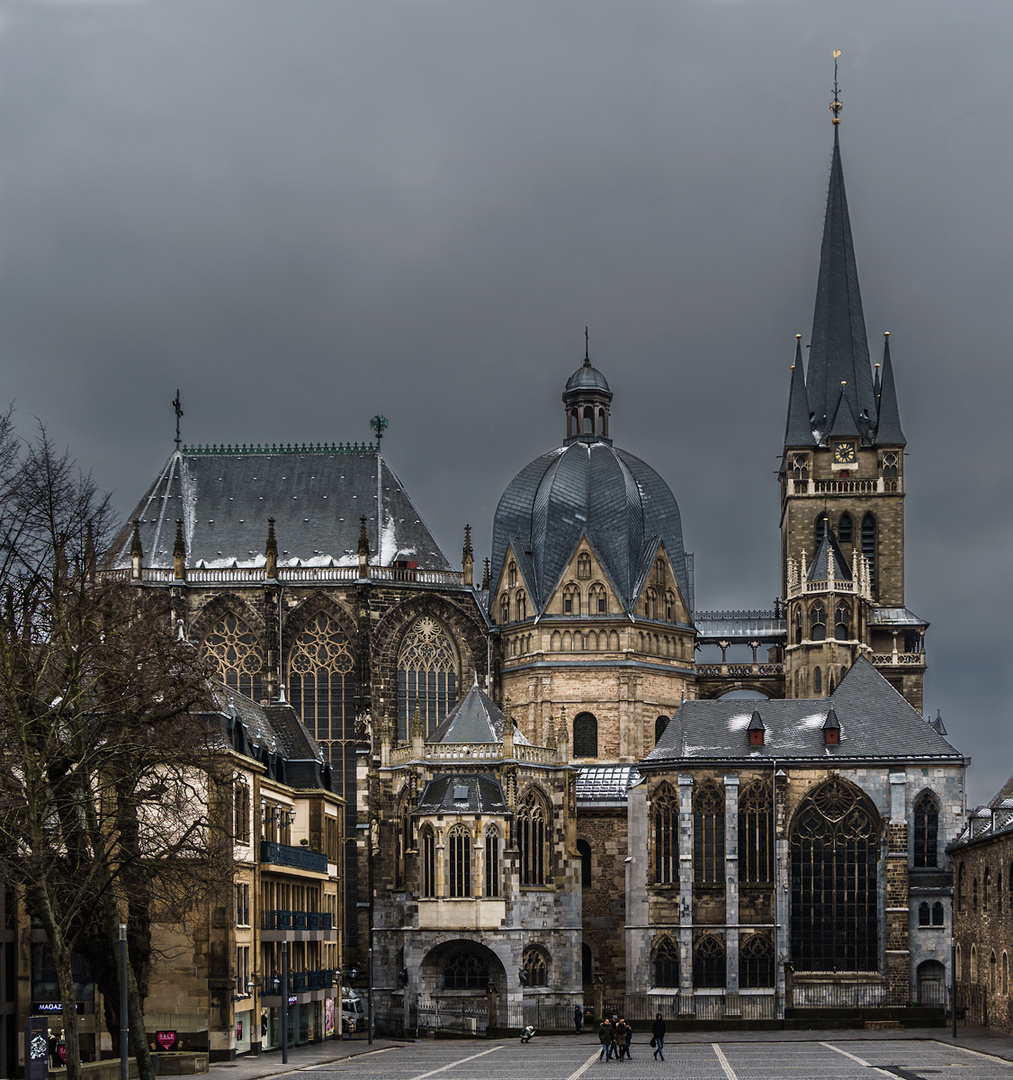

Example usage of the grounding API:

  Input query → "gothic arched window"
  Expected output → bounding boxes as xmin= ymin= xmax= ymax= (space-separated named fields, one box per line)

xmin=589 ymin=582 xmax=607 ymax=615
xmin=397 ymin=617 xmax=458 ymax=741
xmin=573 ymin=712 xmax=598 ymax=757
xmin=522 ymin=946 xmax=549 ymax=987
xmin=516 ymin=590 xmax=527 ymax=621
xmin=970 ymin=945 xmax=978 ymax=982
xmin=500 ymin=593 xmax=509 ymax=625
xmin=653 ymin=784 xmax=678 ymax=885
xmin=420 ymin=826 xmax=436 ymax=898
xmin=956 ymin=864 xmax=964 ymax=912
xmin=653 ymin=937 xmax=680 ymax=988
xmin=813 ymin=666 xmax=822 ymax=695
xmin=838 ymin=512 xmax=853 ymax=545
xmin=644 ymin=588 xmax=658 ymax=620
xmin=815 ymin=513 xmax=829 ymax=545
xmin=288 ymin=612 xmax=356 ymax=802
xmin=485 ymin=826 xmax=501 ymax=897
xmin=665 ymin=590 xmax=677 ymax=622
xmin=914 ymin=791 xmax=939 ymax=868
xmin=694 ymin=781 xmax=725 ymax=884
xmin=790 ymin=777 xmax=880 ymax=971
xmin=834 ymin=602 xmax=849 ymax=640
xmin=448 ymin=825 xmax=472 ymax=898
xmin=203 ymin=612 xmax=263 ymax=702
xmin=518 ymin=789 xmax=548 ymax=886
xmin=932 ymin=901 xmax=944 ymax=926
xmin=862 ymin=514 xmax=877 ymax=594
xmin=793 ymin=610 xmax=802 ymax=646
xmin=810 ymin=604 xmax=826 ymax=642
xmin=693 ymin=934 xmax=726 ymax=988
xmin=576 ymin=839 xmax=592 ymax=888
xmin=984 ymin=867 xmax=991 ymax=913
xmin=577 ymin=553 xmax=592 ymax=580
xmin=738 ymin=781 xmax=773 ymax=883
xmin=655 ymin=715 xmax=670 ymax=745
xmin=508 ymin=561 xmax=517 ymax=588
xmin=918 ymin=902 xmax=930 ymax=927
xmin=563 ymin=583 xmax=580 ymax=616
xmin=444 ymin=948 xmax=487 ymax=990
xmin=739 ymin=934 xmax=774 ymax=988
xmin=791 ymin=454 xmax=810 ymax=482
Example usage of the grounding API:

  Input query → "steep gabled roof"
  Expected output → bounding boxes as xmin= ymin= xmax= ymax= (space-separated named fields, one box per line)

xmin=783 ymin=337 xmax=814 ymax=452
xmin=642 ymin=657 xmax=962 ymax=764
xmin=806 ymin=530 xmax=852 ymax=582
xmin=428 ymin=678 xmax=531 ymax=746
xmin=106 ymin=445 xmax=453 ymax=572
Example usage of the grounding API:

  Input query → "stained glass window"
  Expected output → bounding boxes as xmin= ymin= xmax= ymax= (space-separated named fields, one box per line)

xmin=790 ymin=777 xmax=879 ymax=971
xmin=738 ymin=781 xmax=773 ymax=883
xmin=653 ymin=784 xmax=678 ymax=885
xmin=913 ymin=791 xmax=938 ymax=868
xmin=654 ymin=937 xmax=679 ymax=988
xmin=739 ymin=934 xmax=774 ymax=988
xmin=693 ymin=935 xmax=725 ymax=988
xmin=203 ymin=613 xmax=263 ymax=702
xmin=519 ymin=789 xmax=548 ymax=886
xmin=694 ymin=782 xmax=725 ymax=884
xmin=397 ymin=617 xmax=458 ymax=740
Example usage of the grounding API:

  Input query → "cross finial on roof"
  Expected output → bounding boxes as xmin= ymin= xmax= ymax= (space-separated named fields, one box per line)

xmin=172 ymin=390 xmax=184 ymax=449
xmin=584 ymin=326 xmax=590 ymax=365
xmin=831 ymin=50 xmax=842 ymax=124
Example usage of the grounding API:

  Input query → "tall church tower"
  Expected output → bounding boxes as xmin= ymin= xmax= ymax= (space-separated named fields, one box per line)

xmin=780 ymin=100 xmax=926 ymax=709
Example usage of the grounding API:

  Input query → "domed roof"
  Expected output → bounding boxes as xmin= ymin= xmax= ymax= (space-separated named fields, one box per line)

xmin=491 ymin=439 xmax=691 ymax=619
xmin=565 ymin=358 xmax=611 ymax=395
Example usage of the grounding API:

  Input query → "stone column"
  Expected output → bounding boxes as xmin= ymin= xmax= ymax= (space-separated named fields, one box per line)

xmin=886 ymin=772 xmax=910 ymax=1005
xmin=724 ymin=774 xmax=740 ymax=1012
xmin=774 ymin=769 xmax=790 ymax=1018
xmin=678 ymin=774 xmax=694 ymax=1015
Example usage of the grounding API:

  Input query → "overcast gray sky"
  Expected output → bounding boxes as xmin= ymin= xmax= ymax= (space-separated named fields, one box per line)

xmin=1 ymin=0 xmax=1009 ymax=805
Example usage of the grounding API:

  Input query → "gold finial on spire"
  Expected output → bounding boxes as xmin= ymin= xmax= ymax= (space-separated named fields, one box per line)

xmin=831 ymin=50 xmax=843 ymax=124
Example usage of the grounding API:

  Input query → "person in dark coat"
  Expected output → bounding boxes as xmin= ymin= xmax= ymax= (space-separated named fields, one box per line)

xmin=618 ymin=1018 xmax=632 ymax=1059
xmin=651 ymin=1013 xmax=666 ymax=1061
xmin=574 ymin=1004 xmax=583 ymax=1033
xmin=598 ymin=1017 xmax=613 ymax=1061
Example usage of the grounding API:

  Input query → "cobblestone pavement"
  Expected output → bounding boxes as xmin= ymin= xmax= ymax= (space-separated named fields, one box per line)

xmin=258 ymin=1035 xmax=1013 ymax=1080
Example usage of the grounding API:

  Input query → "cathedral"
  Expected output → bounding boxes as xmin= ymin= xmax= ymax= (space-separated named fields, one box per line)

xmin=100 ymin=112 xmax=964 ymax=1046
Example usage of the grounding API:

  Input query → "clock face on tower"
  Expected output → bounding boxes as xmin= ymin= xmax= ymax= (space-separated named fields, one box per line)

xmin=833 ymin=441 xmax=856 ymax=464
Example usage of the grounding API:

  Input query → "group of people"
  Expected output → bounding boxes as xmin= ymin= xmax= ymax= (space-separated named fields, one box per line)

xmin=596 ymin=1015 xmax=631 ymax=1061
xmin=594 ymin=1012 xmax=666 ymax=1063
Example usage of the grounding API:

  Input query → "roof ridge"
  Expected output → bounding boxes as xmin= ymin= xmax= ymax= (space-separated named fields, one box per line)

xmin=182 ymin=441 xmax=376 ymax=455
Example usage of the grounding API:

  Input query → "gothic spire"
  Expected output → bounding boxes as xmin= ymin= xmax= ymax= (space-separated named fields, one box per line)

xmin=783 ymin=335 xmax=813 ymax=450
xmin=805 ymin=126 xmax=877 ymax=443
xmin=875 ymin=331 xmax=906 ymax=446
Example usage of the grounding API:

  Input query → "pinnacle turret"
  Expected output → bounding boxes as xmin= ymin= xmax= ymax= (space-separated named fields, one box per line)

xmin=875 ymin=332 xmax=906 ymax=446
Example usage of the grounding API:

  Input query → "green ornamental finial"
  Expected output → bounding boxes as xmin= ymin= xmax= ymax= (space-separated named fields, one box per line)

xmin=370 ymin=415 xmax=389 ymax=447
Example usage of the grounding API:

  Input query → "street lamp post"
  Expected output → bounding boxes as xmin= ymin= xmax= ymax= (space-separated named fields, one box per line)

xmin=281 ymin=941 xmax=288 ymax=1064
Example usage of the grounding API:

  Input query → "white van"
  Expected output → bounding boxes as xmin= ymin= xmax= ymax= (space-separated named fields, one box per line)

xmin=341 ymin=990 xmax=365 ymax=1037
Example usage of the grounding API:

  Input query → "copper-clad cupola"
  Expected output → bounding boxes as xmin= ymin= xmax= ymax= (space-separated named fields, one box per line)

xmin=563 ymin=328 xmax=613 ymax=444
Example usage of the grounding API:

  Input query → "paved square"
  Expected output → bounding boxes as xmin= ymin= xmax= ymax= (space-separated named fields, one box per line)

xmin=307 ymin=1036 xmax=1013 ymax=1080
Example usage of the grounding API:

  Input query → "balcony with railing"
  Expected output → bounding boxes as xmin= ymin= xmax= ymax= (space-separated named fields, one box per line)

xmin=262 ymin=910 xmax=333 ymax=931
xmin=260 ymin=969 xmax=336 ymax=999
xmin=259 ymin=840 xmax=328 ymax=873
xmin=99 ymin=564 xmax=465 ymax=588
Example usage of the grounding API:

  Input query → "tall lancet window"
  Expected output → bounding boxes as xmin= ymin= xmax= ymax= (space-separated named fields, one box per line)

xmin=287 ymin=612 xmax=356 ymax=774
xmin=203 ymin=613 xmax=263 ymax=702
xmin=790 ymin=777 xmax=880 ymax=972
xmin=397 ymin=617 xmax=458 ymax=741
xmin=518 ymin=789 xmax=549 ymax=886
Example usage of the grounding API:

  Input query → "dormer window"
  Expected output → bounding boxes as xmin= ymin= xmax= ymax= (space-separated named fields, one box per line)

xmin=823 ymin=707 xmax=840 ymax=745
xmin=748 ymin=711 xmax=765 ymax=746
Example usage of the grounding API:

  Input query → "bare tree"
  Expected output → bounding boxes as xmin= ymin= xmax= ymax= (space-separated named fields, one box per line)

xmin=0 ymin=419 xmax=229 ymax=1080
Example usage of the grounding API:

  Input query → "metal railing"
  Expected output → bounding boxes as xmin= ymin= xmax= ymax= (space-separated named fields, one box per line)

xmin=260 ymin=840 xmax=328 ymax=873
xmin=262 ymin=910 xmax=333 ymax=931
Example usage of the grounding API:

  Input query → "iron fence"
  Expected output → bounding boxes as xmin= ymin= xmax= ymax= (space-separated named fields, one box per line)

xmin=789 ymin=981 xmax=886 ymax=1009
xmin=955 ymin=982 xmax=988 ymax=1027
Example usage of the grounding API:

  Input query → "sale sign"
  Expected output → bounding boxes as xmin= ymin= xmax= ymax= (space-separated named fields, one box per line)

xmin=155 ymin=1031 xmax=177 ymax=1051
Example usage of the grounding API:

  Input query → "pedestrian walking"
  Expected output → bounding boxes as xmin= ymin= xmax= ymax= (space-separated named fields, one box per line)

xmin=574 ymin=1005 xmax=583 ymax=1034
xmin=620 ymin=1018 xmax=632 ymax=1060
xmin=651 ymin=1013 xmax=666 ymax=1061
xmin=598 ymin=1017 xmax=613 ymax=1061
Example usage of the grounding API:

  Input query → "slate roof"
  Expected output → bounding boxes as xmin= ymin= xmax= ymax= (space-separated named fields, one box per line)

xmin=869 ymin=607 xmax=929 ymax=629
xmin=642 ymin=657 xmax=963 ymax=766
xmin=782 ymin=127 xmax=906 ymax=455
xmin=806 ymin=531 xmax=852 ymax=582
xmin=105 ymin=446 xmax=453 ymax=571
xmin=491 ymin=440 xmax=690 ymax=618
xmin=415 ymin=773 xmax=508 ymax=815
xmin=806 ymin=127 xmax=876 ymax=442
xmin=206 ymin=682 xmax=333 ymax=791
xmin=428 ymin=678 xmax=531 ymax=745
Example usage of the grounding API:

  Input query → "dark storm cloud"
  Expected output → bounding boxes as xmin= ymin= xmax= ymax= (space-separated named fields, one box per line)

xmin=1 ymin=0 xmax=1010 ymax=802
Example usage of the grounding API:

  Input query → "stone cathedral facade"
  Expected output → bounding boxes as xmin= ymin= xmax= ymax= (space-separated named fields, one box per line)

xmin=104 ymin=116 xmax=965 ymax=1039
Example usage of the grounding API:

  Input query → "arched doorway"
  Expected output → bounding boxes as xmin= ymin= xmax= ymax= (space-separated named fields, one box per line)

xmin=417 ymin=939 xmax=508 ymax=1031
xmin=917 ymin=959 xmax=946 ymax=1006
